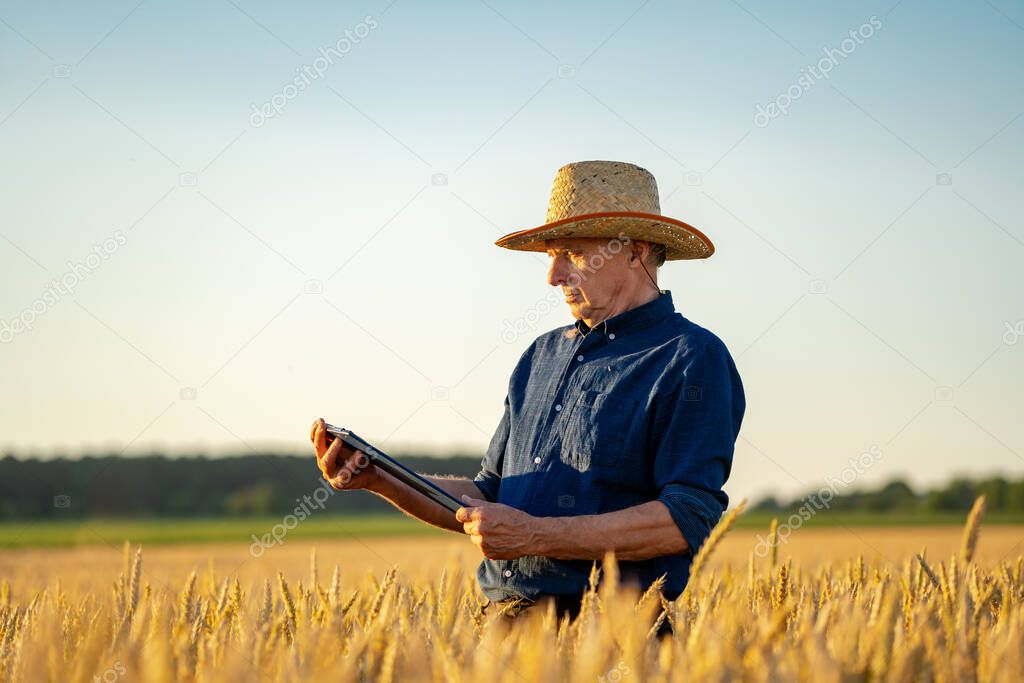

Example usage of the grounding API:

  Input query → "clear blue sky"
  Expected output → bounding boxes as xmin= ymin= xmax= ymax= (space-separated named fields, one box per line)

xmin=1 ymin=0 xmax=1022 ymax=504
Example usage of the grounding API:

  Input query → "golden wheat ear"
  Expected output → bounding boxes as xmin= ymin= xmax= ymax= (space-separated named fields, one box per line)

xmin=687 ymin=499 xmax=747 ymax=591
xmin=960 ymin=495 xmax=986 ymax=564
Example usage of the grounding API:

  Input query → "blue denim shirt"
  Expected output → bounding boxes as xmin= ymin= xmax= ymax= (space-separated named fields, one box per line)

xmin=473 ymin=290 xmax=745 ymax=601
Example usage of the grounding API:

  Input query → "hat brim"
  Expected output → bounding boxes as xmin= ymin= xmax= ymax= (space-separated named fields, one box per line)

xmin=494 ymin=212 xmax=714 ymax=260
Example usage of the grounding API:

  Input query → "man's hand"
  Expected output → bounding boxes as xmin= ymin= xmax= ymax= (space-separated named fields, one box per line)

xmin=309 ymin=418 xmax=381 ymax=491
xmin=455 ymin=495 xmax=542 ymax=560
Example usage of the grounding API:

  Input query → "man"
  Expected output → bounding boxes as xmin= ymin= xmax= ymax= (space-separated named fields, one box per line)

xmin=311 ymin=160 xmax=745 ymax=623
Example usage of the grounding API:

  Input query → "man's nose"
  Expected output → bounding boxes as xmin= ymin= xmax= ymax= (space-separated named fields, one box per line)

xmin=547 ymin=257 xmax=567 ymax=286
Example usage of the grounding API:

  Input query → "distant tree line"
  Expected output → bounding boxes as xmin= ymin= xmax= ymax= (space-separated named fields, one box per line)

xmin=752 ymin=476 xmax=1024 ymax=515
xmin=2 ymin=452 xmax=1021 ymax=520
xmin=0 ymin=452 xmax=483 ymax=519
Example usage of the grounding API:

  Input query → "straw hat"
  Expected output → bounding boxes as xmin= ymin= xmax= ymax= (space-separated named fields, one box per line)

xmin=495 ymin=160 xmax=714 ymax=260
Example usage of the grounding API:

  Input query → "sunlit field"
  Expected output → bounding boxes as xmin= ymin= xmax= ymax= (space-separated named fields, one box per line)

xmin=1 ymin=501 xmax=1023 ymax=682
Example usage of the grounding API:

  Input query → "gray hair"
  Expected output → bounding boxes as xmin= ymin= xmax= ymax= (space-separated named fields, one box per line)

xmin=648 ymin=242 xmax=667 ymax=268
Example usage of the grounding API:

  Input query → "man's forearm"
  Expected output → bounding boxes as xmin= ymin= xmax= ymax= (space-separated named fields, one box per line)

xmin=532 ymin=501 xmax=690 ymax=561
xmin=368 ymin=471 xmax=483 ymax=533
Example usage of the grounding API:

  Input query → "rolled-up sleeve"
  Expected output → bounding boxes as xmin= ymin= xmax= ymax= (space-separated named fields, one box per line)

xmin=652 ymin=340 xmax=745 ymax=554
xmin=473 ymin=395 xmax=510 ymax=502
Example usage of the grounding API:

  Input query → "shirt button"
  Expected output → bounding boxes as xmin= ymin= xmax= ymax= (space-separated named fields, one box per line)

xmin=533 ymin=456 xmax=542 ymax=464
xmin=503 ymin=569 xmax=513 ymax=578
xmin=608 ymin=333 xmax=616 ymax=340
xmin=555 ymin=404 xmax=562 ymax=412
xmin=577 ymin=354 xmax=584 ymax=362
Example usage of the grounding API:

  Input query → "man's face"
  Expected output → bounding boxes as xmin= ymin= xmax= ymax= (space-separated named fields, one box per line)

xmin=545 ymin=237 xmax=637 ymax=322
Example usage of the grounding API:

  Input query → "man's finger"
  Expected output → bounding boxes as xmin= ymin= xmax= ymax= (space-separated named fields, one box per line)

xmin=457 ymin=505 xmax=483 ymax=524
xmin=344 ymin=447 xmax=366 ymax=468
xmin=456 ymin=500 xmax=483 ymax=521
xmin=322 ymin=435 xmax=349 ymax=477
xmin=314 ymin=421 xmax=328 ymax=459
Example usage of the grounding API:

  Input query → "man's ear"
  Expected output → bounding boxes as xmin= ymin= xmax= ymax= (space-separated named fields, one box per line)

xmin=629 ymin=240 xmax=649 ymax=266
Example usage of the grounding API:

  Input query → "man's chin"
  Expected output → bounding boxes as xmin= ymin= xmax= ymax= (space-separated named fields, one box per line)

xmin=565 ymin=302 xmax=589 ymax=320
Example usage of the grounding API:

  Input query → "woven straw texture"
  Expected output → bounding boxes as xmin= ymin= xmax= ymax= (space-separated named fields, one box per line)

xmin=496 ymin=160 xmax=713 ymax=260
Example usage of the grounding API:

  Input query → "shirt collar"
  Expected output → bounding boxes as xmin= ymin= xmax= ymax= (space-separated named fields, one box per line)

xmin=573 ymin=290 xmax=676 ymax=338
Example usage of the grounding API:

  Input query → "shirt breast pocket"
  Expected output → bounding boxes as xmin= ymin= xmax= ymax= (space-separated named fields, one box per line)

xmin=564 ymin=389 xmax=642 ymax=468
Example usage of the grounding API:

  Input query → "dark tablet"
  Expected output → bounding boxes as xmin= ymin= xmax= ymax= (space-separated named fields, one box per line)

xmin=323 ymin=424 xmax=464 ymax=514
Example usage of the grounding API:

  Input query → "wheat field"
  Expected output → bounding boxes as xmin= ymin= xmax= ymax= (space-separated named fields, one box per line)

xmin=1 ymin=499 xmax=1023 ymax=682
